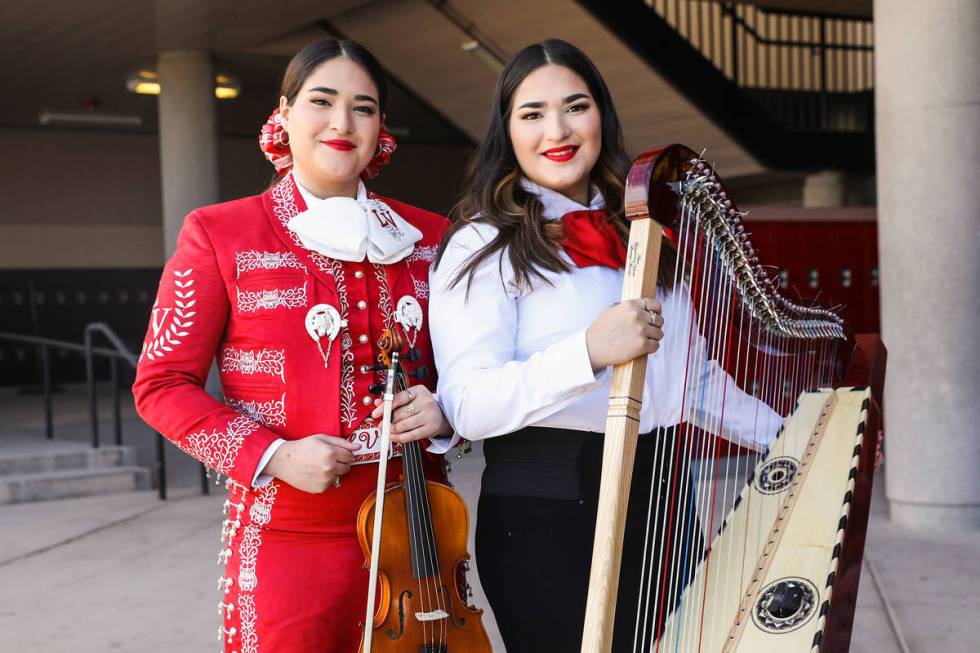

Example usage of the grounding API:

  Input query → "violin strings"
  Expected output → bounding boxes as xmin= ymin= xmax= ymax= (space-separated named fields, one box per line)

xmin=402 ymin=370 xmax=448 ymax=648
xmin=394 ymin=368 xmax=433 ymax=647
xmin=410 ymin=432 xmax=448 ymax=647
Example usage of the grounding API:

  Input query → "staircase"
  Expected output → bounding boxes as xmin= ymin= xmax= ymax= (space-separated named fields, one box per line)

xmin=0 ymin=438 xmax=150 ymax=504
xmin=576 ymin=0 xmax=875 ymax=170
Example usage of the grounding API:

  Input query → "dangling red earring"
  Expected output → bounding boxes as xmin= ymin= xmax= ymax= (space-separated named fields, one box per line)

xmin=361 ymin=122 xmax=397 ymax=181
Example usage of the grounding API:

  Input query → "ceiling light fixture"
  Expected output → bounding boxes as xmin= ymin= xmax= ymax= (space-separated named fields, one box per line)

xmin=461 ymin=40 xmax=504 ymax=74
xmin=126 ymin=70 xmax=241 ymax=99
xmin=38 ymin=111 xmax=143 ymax=128
xmin=425 ymin=0 xmax=508 ymax=73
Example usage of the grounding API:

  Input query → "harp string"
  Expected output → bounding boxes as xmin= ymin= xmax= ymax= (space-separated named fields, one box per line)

xmin=624 ymin=157 xmax=845 ymax=652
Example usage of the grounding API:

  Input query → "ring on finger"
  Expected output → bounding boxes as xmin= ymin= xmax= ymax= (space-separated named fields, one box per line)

xmin=407 ymin=402 xmax=417 ymax=416
xmin=641 ymin=298 xmax=649 ymax=311
xmin=334 ymin=477 xmax=342 ymax=488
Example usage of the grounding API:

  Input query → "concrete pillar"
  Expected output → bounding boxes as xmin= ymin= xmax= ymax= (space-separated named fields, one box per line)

xmin=875 ymin=0 xmax=980 ymax=531
xmin=802 ymin=170 xmax=845 ymax=207
xmin=157 ymin=50 xmax=219 ymax=257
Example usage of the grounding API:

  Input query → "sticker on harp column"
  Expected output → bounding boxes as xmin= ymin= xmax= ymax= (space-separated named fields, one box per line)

xmin=394 ymin=296 xmax=422 ymax=348
xmin=305 ymin=304 xmax=347 ymax=369
xmin=754 ymin=456 xmax=799 ymax=495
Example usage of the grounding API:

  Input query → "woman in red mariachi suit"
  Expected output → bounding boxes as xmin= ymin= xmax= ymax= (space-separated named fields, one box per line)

xmin=133 ymin=39 xmax=453 ymax=653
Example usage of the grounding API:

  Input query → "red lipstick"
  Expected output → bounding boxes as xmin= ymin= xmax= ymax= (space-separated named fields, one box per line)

xmin=322 ymin=139 xmax=356 ymax=152
xmin=542 ymin=145 xmax=579 ymax=162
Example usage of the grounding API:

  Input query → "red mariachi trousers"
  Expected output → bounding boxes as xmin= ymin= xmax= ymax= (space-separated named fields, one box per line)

xmin=219 ymin=457 xmax=442 ymax=653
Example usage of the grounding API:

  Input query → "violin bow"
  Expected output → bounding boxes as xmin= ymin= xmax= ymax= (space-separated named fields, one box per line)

xmin=580 ymin=149 xmax=666 ymax=653
xmin=362 ymin=351 xmax=399 ymax=653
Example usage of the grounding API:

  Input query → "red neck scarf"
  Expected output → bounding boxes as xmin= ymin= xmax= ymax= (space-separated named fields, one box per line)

xmin=560 ymin=210 xmax=627 ymax=270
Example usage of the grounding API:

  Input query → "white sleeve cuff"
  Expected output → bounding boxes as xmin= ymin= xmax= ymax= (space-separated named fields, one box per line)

xmin=252 ymin=438 xmax=286 ymax=487
xmin=426 ymin=432 xmax=462 ymax=455
xmin=426 ymin=391 xmax=461 ymax=454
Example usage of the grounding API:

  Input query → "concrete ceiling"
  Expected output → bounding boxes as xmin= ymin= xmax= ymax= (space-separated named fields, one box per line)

xmin=324 ymin=0 xmax=764 ymax=176
xmin=2 ymin=0 xmax=879 ymax=179
xmin=0 ymin=1 xmax=370 ymax=135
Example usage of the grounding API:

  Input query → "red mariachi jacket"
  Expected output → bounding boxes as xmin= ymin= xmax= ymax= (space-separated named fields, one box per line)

xmin=133 ymin=175 xmax=448 ymax=489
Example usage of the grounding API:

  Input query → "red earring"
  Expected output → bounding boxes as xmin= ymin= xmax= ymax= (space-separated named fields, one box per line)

xmin=361 ymin=123 xmax=397 ymax=181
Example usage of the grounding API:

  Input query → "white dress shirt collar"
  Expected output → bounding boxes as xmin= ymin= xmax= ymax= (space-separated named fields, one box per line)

xmin=519 ymin=178 xmax=604 ymax=220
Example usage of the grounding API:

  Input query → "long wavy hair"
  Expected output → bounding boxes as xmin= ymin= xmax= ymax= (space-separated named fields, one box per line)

xmin=435 ymin=38 xmax=676 ymax=292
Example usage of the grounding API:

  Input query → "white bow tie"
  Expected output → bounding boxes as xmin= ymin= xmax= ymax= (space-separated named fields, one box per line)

xmin=287 ymin=195 xmax=422 ymax=264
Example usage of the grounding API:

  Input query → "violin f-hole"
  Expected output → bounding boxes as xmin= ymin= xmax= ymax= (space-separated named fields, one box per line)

xmin=439 ymin=583 xmax=467 ymax=630
xmin=385 ymin=590 xmax=412 ymax=640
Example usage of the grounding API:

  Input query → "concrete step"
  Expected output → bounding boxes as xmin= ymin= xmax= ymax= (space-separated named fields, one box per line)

xmin=0 ymin=444 xmax=137 ymax=476
xmin=0 ymin=466 xmax=152 ymax=504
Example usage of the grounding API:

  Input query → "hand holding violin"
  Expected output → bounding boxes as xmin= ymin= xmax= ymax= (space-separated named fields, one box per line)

xmin=370 ymin=385 xmax=452 ymax=444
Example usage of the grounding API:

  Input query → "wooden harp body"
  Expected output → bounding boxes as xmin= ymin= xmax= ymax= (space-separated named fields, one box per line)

xmin=581 ymin=145 xmax=885 ymax=653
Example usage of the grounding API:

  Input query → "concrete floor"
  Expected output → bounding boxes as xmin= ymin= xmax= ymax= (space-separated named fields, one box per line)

xmin=1 ymin=385 xmax=978 ymax=652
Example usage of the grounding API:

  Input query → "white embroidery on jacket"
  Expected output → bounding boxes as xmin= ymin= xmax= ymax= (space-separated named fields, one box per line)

xmin=366 ymin=200 xmax=406 ymax=241
xmin=271 ymin=176 xmax=360 ymax=427
xmin=226 ymin=394 xmax=286 ymax=428
xmin=235 ymin=483 xmax=278 ymax=652
xmin=142 ymin=268 xmax=197 ymax=361
xmin=235 ymin=250 xmax=306 ymax=278
xmin=237 ymin=594 xmax=257 ymax=653
xmin=326 ymin=258 xmax=357 ymax=428
xmin=236 ymin=282 xmax=307 ymax=313
xmin=374 ymin=265 xmax=394 ymax=329
xmin=221 ymin=347 xmax=286 ymax=382
xmin=181 ymin=414 xmax=258 ymax=476
xmin=413 ymin=278 xmax=430 ymax=300
xmin=406 ymin=244 xmax=438 ymax=264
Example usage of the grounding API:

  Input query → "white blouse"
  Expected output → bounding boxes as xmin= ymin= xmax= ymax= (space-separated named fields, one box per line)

xmin=429 ymin=180 xmax=781 ymax=449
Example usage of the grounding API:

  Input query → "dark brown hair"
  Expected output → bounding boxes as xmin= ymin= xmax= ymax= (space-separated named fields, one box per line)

xmin=265 ymin=39 xmax=389 ymax=189
xmin=435 ymin=38 xmax=676 ymax=292
xmin=280 ymin=38 xmax=388 ymax=112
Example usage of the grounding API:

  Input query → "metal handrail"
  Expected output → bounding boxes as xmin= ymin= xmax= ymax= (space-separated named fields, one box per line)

xmin=84 ymin=322 xmax=136 ymax=449
xmin=644 ymin=0 xmax=875 ymax=133
xmin=82 ymin=322 xmax=209 ymax=500
xmin=0 ymin=326 xmax=208 ymax=500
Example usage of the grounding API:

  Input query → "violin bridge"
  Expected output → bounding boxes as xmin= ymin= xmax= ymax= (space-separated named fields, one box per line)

xmin=414 ymin=609 xmax=449 ymax=622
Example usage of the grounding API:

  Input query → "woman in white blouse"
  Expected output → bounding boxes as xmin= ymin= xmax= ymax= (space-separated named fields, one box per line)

xmin=429 ymin=39 xmax=780 ymax=651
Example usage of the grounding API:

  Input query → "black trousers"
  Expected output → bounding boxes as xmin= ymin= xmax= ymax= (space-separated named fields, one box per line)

xmin=476 ymin=427 xmax=705 ymax=653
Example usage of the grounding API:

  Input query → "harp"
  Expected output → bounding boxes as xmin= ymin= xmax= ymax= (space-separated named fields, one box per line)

xmin=581 ymin=145 xmax=886 ymax=653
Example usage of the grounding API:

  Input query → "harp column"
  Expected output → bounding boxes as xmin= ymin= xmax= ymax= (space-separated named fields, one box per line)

xmin=874 ymin=0 xmax=980 ymax=530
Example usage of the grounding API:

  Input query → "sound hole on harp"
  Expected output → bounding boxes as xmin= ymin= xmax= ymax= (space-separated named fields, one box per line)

xmin=752 ymin=578 xmax=818 ymax=634
xmin=755 ymin=457 xmax=800 ymax=494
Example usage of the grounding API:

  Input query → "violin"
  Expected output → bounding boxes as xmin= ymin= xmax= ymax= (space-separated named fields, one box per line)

xmin=357 ymin=329 xmax=492 ymax=653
